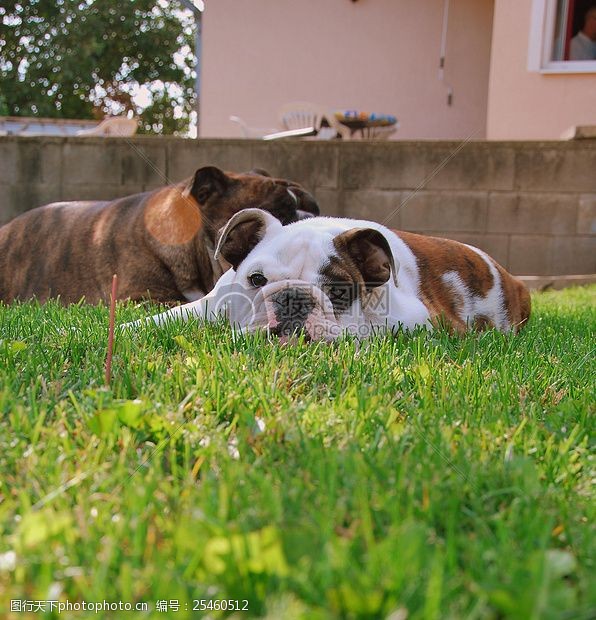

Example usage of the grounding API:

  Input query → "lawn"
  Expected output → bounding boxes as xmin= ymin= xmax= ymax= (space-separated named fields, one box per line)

xmin=0 ymin=286 xmax=594 ymax=619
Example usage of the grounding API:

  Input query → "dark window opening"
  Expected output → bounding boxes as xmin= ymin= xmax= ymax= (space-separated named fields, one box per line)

xmin=552 ymin=0 xmax=596 ymax=61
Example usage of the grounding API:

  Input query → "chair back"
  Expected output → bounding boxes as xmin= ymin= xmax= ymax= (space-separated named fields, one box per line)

xmin=278 ymin=102 xmax=349 ymax=139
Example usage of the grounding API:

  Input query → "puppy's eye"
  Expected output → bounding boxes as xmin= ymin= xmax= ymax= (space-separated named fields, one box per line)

xmin=248 ymin=273 xmax=268 ymax=287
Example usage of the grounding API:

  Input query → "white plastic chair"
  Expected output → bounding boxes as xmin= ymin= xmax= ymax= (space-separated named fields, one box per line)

xmin=276 ymin=102 xmax=350 ymax=140
xmin=229 ymin=103 xmax=350 ymax=140
xmin=76 ymin=117 xmax=138 ymax=137
xmin=229 ymin=115 xmax=278 ymax=138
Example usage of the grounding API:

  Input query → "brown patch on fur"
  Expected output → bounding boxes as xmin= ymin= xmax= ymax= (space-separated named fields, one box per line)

xmin=319 ymin=256 xmax=359 ymax=317
xmin=473 ymin=315 xmax=493 ymax=331
xmin=429 ymin=312 xmax=468 ymax=334
xmin=395 ymin=231 xmax=498 ymax=330
xmin=517 ymin=281 xmax=531 ymax=329
xmin=494 ymin=262 xmax=531 ymax=332
xmin=143 ymin=187 xmax=203 ymax=246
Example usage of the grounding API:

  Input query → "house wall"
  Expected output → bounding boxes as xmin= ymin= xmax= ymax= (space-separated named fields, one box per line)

xmin=487 ymin=0 xmax=596 ymax=139
xmin=200 ymin=0 xmax=494 ymax=140
xmin=1 ymin=136 xmax=594 ymax=276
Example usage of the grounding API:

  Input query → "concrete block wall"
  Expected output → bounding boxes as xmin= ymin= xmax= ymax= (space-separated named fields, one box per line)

xmin=1 ymin=136 xmax=594 ymax=275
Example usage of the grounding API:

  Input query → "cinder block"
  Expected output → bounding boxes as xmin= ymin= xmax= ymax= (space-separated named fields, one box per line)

xmin=0 ymin=183 xmax=63 ymax=224
xmin=17 ymin=139 xmax=62 ymax=185
xmin=339 ymin=142 xmax=428 ymax=190
xmin=0 ymin=139 xmax=18 ymax=184
xmin=119 ymin=141 xmax=167 ymax=186
xmin=168 ymin=139 xmax=253 ymax=182
xmin=340 ymin=189 xmax=403 ymax=227
xmin=400 ymin=191 xmax=487 ymax=233
xmin=423 ymin=232 xmax=510 ymax=269
xmin=15 ymin=141 xmax=41 ymax=184
xmin=487 ymin=192 xmax=578 ymax=234
xmin=313 ymin=188 xmax=340 ymax=217
xmin=426 ymin=144 xmax=515 ymax=191
xmin=16 ymin=183 xmax=63 ymax=212
xmin=162 ymin=140 xmax=197 ymax=181
xmin=251 ymin=141 xmax=338 ymax=190
xmin=62 ymin=142 xmax=122 ymax=185
xmin=514 ymin=145 xmax=596 ymax=193
xmin=0 ymin=184 xmax=19 ymax=225
xmin=577 ymin=194 xmax=596 ymax=234
xmin=509 ymin=235 xmax=552 ymax=275
xmin=551 ymin=236 xmax=596 ymax=274
xmin=60 ymin=183 xmax=136 ymax=202
xmin=143 ymin=181 xmax=169 ymax=192
xmin=469 ymin=234 xmax=511 ymax=270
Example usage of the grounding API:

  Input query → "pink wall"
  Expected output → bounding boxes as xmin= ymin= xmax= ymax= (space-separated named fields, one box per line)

xmin=487 ymin=0 xmax=596 ymax=139
xmin=200 ymin=0 xmax=495 ymax=139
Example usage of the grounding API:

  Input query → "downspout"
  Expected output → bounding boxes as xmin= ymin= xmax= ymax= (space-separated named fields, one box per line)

xmin=439 ymin=0 xmax=454 ymax=106
xmin=179 ymin=0 xmax=203 ymax=136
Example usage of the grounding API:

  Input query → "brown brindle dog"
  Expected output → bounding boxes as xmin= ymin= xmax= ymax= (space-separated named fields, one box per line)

xmin=0 ymin=167 xmax=319 ymax=304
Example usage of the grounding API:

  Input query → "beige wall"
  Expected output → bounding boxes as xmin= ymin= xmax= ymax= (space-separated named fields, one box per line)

xmin=200 ymin=0 xmax=494 ymax=139
xmin=487 ymin=0 xmax=596 ymax=139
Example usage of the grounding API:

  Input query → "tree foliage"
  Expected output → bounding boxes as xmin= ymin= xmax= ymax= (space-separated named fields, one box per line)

xmin=0 ymin=0 xmax=195 ymax=134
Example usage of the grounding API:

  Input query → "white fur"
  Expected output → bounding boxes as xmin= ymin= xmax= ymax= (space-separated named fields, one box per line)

xmin=182 ymin=288 xmax=206 ymax=302
xmin=464 ymin=245 xmax=509 ymax=331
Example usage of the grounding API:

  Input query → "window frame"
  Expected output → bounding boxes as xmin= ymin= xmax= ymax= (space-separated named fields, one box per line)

xmin=528 ymin=0 xmax=596 ymax=73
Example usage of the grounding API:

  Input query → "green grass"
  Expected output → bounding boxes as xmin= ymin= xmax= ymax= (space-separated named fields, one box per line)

xmin=0 ymin=286 xmax=594 ymax=619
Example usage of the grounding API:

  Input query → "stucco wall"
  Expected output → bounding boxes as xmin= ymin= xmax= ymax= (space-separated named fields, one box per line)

xmin=487 ymin=0 xmax=596 ymax=139
xmin=200 ymin=0 xmax=494 ymax=140
xmin=1 ymin=136 xmax=594 ymax=276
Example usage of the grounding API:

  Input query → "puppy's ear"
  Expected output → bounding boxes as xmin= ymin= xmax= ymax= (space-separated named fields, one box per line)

xmin=246 ymin=168 xmax=272 ymax=177
xmin=334 ymin=228 xmax=399 ymax=288
xmin=187 ymin=166 xmax=230 ymax=204
xmin=215 ymin=208 xmax=282 ymax=270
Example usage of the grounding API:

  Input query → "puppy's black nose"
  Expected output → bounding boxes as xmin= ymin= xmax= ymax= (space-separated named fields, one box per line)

xmin=271 ymin=287 xmax=315 ymax=337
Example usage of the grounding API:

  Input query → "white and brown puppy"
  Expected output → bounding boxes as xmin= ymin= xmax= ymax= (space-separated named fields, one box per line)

xmin=132 ymin=208 xmax=530 ymax=340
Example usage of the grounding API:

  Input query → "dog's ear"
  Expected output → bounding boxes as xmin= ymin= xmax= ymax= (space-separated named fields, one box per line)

xmin=187 ymin=166 xmax=230 ymax=204
xmin=215 ymin=208 xmax=282 ymax=270
xmin=334 ymin=228 xmax=399 ymax=288
xmin=246 ymin=168 xmax=272 ymax=177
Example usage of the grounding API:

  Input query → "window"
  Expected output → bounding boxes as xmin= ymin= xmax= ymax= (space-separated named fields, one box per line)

xmin=528 ymin=0 xmax=596 ymax=72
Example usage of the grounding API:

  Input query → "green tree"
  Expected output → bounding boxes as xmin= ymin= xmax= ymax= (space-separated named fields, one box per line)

xmin=0 ymin=0 xmax=195 ymax=134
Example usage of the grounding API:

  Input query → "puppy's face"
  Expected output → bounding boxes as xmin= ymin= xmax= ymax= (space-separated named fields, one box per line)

xmin=212 ymin=209 xmax=399 ymax=341
xmin=188 ymin=167 xmax=319 ymax=241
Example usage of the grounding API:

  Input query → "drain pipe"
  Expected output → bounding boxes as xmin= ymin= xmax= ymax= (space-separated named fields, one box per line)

xmin=439 ymin=0 xmax=454 ymax=106
xmin=180 ymin=0 xmax=204 ymax=136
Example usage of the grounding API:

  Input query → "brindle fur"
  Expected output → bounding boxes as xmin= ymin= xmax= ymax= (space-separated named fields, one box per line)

xmin=0 ymin=167 xmax=318 ymax=304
